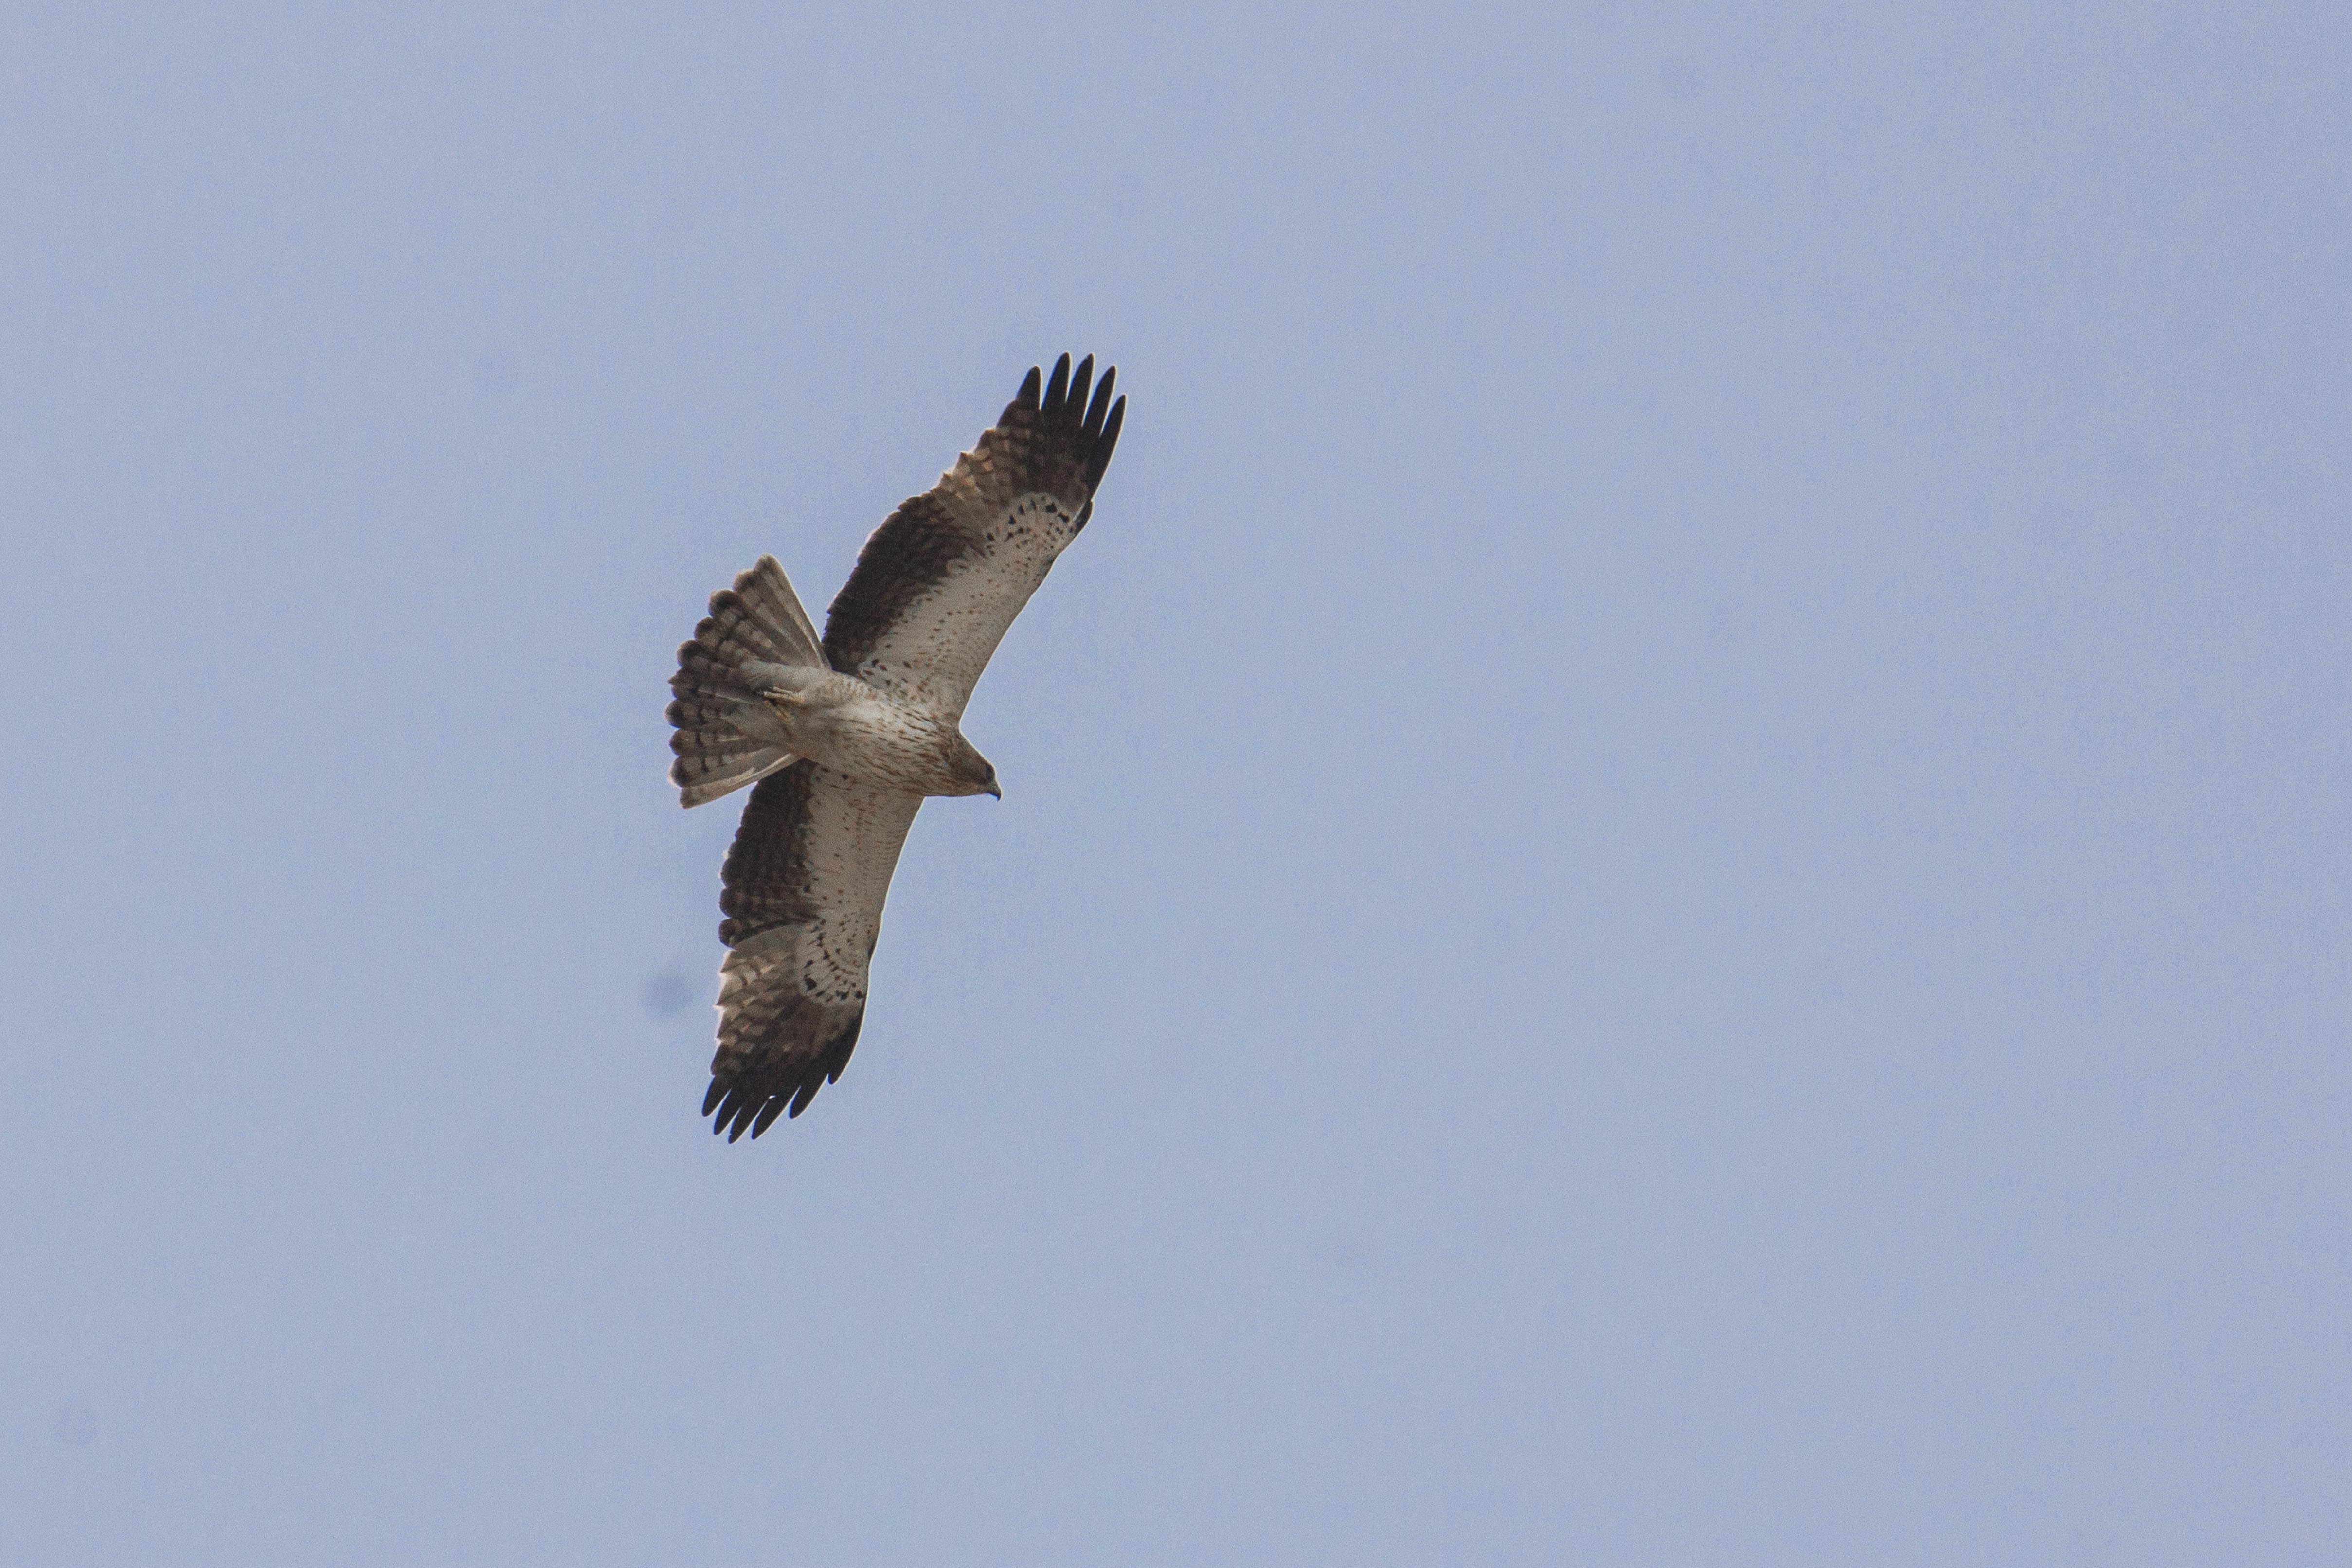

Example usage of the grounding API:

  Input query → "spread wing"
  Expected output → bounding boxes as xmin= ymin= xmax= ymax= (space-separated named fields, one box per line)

xmin=702 ymin=761 xmax=924 ymax=1139
xmin=822 ymin=352 xmax=1126 ymax=718
xmin=694 ymin=354 xmax=1126 ymax=1139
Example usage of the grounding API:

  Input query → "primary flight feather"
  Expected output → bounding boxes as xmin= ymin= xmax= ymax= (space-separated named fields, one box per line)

xmin=667 ymin=354 xmax=1126 ymax=1140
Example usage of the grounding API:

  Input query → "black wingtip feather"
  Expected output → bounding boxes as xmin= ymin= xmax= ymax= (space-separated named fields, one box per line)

xmin=706 ymin=1075 xmax=777 ymax=1140
xmin=1084 ymin=366 xmax=1116 ymax=435
xmin=1049 ymin=350 xmax=1077 ymax=416
xmin=993 ymin=356 xmax=1123 ymax=492
xmin=697 ymin=1009 xmax=863 ymax=1142
xmin=1084 ymin=395 xmax=1125 ymax=489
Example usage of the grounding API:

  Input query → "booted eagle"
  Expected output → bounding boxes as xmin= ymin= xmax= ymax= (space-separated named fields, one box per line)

xmin=668 ymin=354 xmax=1126 ymax=1140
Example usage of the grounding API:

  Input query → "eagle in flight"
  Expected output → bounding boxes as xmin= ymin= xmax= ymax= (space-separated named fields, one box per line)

xmin=667 ymin=354 xmax=1126 ymax=1140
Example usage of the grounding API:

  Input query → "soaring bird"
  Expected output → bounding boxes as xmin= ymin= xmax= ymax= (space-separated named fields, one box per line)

xmin=667 ymin=355 xmax=1126 ymax=1139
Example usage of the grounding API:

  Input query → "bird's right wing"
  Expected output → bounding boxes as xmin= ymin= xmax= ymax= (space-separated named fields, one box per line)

xmin=822 ymin=352 xmax=1124 ymax=720
xmin=702 ymin=760 xmax=924 ymax=1139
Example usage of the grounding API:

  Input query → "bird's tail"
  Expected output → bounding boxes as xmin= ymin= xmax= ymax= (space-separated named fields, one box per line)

xmin=668 ymin=556 xmax=827 ymax=808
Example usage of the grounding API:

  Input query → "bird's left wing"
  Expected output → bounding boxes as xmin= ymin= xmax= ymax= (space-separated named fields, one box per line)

xmin=702 ymin=760 xmax=924 ymax=1139
xmin=822 ymin=352 xmax=1126 ymax=718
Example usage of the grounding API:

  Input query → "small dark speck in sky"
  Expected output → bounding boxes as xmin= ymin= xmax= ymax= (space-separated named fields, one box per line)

xmin=643 ymin=968 xmax=696 ymax=1018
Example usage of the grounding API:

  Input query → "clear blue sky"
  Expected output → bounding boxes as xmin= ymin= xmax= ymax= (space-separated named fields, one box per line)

xmin=4 ymin=4 xmax=2347 ymax=1562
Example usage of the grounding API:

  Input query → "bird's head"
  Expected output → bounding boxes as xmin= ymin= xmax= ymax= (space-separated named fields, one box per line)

xmin=945 ymin=734 xmax=1001 ymax=799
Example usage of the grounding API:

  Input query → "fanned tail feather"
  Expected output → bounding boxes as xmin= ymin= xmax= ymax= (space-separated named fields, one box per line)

xmin=667 ymin=556 xmax=827 ymax=808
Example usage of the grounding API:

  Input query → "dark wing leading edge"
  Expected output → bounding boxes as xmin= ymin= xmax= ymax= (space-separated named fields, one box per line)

xmin=702 ymin=762 xmax=924 ymax=1139
xmin=822 ymin=352 xmax=1125 ymax=719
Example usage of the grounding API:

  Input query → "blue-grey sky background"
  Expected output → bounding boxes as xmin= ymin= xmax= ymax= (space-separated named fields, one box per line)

xmin=4 ymin=4 xmax=2347 ymax=1563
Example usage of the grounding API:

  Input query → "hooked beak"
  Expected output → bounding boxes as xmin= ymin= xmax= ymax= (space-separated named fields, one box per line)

xmin=986 ymin=783 xmax=1002 ymax=800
